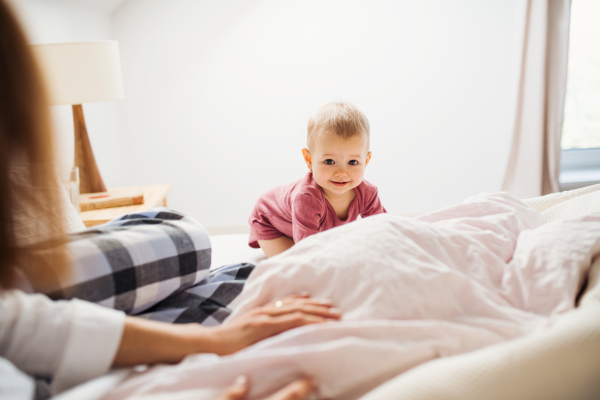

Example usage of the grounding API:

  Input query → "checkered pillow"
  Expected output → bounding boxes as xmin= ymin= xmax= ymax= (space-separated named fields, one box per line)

xmin=45 ymin=208 xmax=212 ymax=314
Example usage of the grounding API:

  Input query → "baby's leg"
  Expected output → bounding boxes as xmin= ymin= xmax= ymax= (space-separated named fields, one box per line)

xmin=258 ymin=236 xmax=295 ymax=258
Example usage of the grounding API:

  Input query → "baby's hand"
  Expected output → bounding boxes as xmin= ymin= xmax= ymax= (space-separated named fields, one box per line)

xmin=220 ymin=375 xmax=315 ymax=400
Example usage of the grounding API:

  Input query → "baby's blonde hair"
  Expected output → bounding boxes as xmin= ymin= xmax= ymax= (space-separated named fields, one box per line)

xmin=307 ymin=102 xmax=370 ymax=150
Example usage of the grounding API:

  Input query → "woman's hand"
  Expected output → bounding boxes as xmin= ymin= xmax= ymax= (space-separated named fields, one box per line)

xmin=207 ymin=294 xmax=341 ymax=356
xmin=113 ymin=295 xmax=340 ymax=367
xmin=220 ymin=375 xmax=315 ymax=400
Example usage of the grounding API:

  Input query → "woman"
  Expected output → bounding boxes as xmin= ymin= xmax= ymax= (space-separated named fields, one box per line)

xmin=0 ymin=1 xmax=338 ymax=399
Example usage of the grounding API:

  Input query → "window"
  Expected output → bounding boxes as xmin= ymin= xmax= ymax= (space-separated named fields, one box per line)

xmin=560 ymin=0 xmax=600 ymax=190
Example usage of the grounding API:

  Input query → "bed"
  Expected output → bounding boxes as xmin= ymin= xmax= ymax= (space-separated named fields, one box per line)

xmin=209 ymin=234 xmax=265 ymax=272
xmin=51 ymin=185 xmax=600 ymax=400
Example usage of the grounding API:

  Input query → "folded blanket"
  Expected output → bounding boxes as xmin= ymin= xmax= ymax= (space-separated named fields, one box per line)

xmin=98 ymin=192 xmax=600 ymax=400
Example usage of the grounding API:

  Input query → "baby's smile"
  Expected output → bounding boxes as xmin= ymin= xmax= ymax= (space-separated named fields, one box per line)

xmin=330 ymin=180 xmax=350 ymax=187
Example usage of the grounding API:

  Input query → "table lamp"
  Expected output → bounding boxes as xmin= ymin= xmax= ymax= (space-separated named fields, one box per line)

xmin=31 ymin=41 xmax=124 ymax=194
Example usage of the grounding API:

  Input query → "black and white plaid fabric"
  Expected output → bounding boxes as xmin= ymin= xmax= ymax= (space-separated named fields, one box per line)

xmin=41 ymin=208 xmax=254 ymax=325
xmin=138 ymin=262 xmax=254 ymax=325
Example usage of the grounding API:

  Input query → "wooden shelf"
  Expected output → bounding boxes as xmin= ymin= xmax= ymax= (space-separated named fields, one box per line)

xmin=80 ymin=184 xmax=172 ymax=228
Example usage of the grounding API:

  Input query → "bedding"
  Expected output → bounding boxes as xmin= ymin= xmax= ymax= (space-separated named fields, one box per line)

xmin=533 ymin=185 xmax=600 ymax=222
xmin=210 ymin=233 xmax=265 ymax=270
xmin=138 ymin=263 xmax=253 ymax=325
xmin=358 ymin=257 xmax=600 ymax=400
xmin=523 ymin=182 xmax=600 ymax=215
xmin=92 ymin=192 xmax=600 ymax=400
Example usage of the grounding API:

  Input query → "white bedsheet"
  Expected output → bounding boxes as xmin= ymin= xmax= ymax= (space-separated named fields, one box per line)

xmin=209 ymin=233 xmax=265 ymax=270
xmin=97 ymin=192 xmax=600 ymax=400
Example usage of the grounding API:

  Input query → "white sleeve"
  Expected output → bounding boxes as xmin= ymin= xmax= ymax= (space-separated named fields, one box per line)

xmin=0 ymin=357 xmax=35 ymax=400
xmin=0 ymin=290 xmax=126 ymax=394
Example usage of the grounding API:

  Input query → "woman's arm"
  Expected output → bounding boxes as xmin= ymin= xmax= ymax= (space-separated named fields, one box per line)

xmin=113 ymin=295 xmax=340 ymax=366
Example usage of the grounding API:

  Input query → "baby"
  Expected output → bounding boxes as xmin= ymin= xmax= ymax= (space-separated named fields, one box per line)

xmin=248 ymin=102 xmax=386 ymax=257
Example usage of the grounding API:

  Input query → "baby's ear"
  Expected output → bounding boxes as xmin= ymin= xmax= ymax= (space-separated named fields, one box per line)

xmin=302 ymin=148 xmax=312 ymax=170
xmin=365 ymin=151 xmax=372 ymax=166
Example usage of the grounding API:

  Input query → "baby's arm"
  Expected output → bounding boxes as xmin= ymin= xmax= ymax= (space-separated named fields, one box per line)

xmin=291 ymin=194 xmax=324 ymax=243
xmin=258 ymin=236 xmax=295 ymax=258
xmin=361 ymin=189 xmax=387 ymax=217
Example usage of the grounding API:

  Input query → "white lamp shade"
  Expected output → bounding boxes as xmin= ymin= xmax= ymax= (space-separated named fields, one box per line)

xmin=31 ymin=41 xmax=125 ymax=106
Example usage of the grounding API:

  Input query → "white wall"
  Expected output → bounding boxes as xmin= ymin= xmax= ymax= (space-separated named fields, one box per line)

xmin=112 ymin=0 xmax=522 ymax=231
xmin=8 ymin=0 xmax=123 ymax=185
xmin=12 ymin=0 xmax=525 ymax=232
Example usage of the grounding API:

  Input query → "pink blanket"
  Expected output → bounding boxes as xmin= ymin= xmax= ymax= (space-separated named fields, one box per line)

xmin=102 ymin=193 xmax=600 ymax=400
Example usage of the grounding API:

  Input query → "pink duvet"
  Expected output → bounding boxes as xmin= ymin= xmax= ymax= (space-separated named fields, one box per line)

xmin=102 ymin=193 xmax=600 ymax=400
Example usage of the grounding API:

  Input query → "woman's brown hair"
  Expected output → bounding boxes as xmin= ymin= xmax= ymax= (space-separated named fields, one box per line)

xmin=0 ymin=0 xmax=69 ymax=288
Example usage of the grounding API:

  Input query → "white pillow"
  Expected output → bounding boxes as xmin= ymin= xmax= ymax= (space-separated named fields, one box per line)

xmin=540 ymin=190 xmax=600 ymax=222
xmin=523 ymin=183 xmax=600 ymax=213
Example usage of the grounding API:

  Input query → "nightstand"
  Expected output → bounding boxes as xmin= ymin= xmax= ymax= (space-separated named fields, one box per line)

xmin=80 ymin=184 xmax=172 ymax=228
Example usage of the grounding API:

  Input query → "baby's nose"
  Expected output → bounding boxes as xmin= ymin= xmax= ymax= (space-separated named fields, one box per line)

xmin=334 ymin=167 xmax=348 ymax=176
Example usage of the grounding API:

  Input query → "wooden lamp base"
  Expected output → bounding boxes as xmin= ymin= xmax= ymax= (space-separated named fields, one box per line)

xmin=72 ymin=104 xmax=107 ymax=194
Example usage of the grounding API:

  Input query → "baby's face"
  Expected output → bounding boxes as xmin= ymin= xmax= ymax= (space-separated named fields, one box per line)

xmin=304 ymin=132 xmax=371 ymax=198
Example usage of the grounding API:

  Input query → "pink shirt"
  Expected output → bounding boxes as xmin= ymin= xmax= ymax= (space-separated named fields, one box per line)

xmin=248 ymin=172 xmax=386 ymax=248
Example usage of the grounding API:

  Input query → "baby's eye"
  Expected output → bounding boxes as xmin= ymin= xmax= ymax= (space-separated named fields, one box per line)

xmin=324 ymin=159 xmax=335 ymax=165
xmin=348 ymin=160 xmax=359 ymax=166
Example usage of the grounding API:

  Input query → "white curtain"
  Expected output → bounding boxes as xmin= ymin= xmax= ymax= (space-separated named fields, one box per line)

xmin=503 ymin=0 xmax=571 ymax=198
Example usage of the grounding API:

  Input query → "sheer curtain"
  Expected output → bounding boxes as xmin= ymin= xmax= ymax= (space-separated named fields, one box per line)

xmin=503 ymin=0 xmax=571 ymax=198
